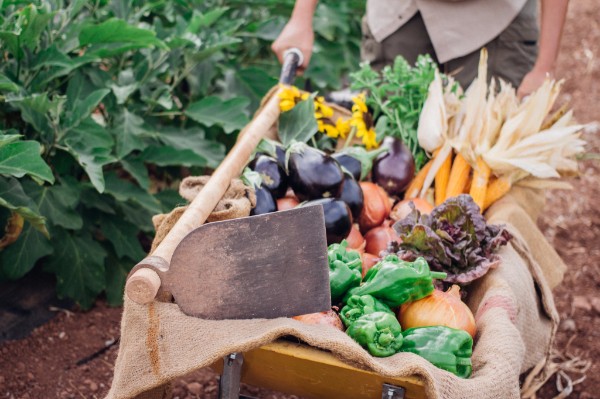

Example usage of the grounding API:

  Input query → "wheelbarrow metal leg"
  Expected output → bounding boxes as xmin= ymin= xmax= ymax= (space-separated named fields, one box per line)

xmin=382 ymin=383 xmax=405 ymax=399
xmin=219 ymin=352 xmax=244 ymax=399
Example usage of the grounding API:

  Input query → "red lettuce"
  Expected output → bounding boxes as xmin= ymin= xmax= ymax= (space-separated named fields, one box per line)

xmin=391 ymin=195 xmax=512 ymax=284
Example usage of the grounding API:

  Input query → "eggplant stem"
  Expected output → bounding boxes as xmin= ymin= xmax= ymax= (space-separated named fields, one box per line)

xmin=343 ymin=126 xmax=358 ymax=149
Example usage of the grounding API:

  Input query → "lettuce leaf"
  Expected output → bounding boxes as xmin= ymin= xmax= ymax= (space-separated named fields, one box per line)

xmin=392 ymin=195 xmax=512 ymax=284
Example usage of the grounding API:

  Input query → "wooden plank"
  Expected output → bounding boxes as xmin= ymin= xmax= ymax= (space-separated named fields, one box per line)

xmin=212 ymin=341 xmax=427 ymax=399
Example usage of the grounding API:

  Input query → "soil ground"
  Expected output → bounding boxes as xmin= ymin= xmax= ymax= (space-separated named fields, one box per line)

xmin=1 ymin=1 xmax=598 ymax=398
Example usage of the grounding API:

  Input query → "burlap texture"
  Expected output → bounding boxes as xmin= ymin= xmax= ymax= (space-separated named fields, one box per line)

xmin=150 ymin=176 xmax=255 ymax=254
xmin=106 ymin=184 xmax=562 ymax=399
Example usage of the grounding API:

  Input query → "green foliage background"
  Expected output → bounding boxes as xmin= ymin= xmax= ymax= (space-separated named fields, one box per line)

xmin=0 ymin=0 xmax=363 ymax=308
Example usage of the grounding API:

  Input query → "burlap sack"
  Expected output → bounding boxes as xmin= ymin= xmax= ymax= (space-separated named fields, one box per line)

xmin=106 ymin=184 xmax=562 ymax=399
xmin=149 ymin=176 xmax=255 ymax=254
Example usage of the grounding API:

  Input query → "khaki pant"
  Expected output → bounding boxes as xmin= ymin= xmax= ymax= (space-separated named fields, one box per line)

xmin=361 ymin=0 xmax=539 ymax=89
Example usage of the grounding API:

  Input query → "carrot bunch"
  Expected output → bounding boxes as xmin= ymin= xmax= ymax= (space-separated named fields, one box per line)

xmin=409 ymin=49 xmax=586 ymax=213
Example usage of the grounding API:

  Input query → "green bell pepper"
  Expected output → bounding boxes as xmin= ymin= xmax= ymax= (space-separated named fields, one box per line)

xmin=328 ymin=240 xmax=362 ymax=303
xmin=346 ymin=311 xmax=403 ymax=357
xmin=340 ymin=294 xmax=394 ymax=327
xmin=345 ymin=255 xmax=446 ymax=307
xmin=400 ymin=326 xmax=473 ymax=378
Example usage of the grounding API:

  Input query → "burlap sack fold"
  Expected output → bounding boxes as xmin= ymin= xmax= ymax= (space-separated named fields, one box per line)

xmin=106 ymin=184 xmax=562 ymax=399
xmin=150 ymin=176 xmax=255 ymax=254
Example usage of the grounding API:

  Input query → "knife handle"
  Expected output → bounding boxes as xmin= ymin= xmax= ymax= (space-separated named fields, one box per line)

xmin=279 ymin=48 xmax=303 ymax=85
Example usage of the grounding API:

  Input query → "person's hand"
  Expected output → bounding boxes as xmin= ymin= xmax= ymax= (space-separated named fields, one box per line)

xmin=271 ymin=18 xmax=314 ymax=72
xmin=517 ymin=66 xmax=554 ymax=99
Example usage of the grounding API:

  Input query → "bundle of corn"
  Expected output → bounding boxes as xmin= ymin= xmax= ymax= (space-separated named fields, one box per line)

xmin=413 ymin=49 xmax=586 ymax=212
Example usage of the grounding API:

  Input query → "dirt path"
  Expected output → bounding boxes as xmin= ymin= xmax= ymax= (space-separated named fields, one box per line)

xmin=0 ymin=1 xmax=598 ymax=398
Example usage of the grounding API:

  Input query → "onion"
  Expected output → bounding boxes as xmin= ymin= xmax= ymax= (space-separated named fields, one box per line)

xmin=390 ymin=198 xmax=434 ymax=222
xmin=399 ymin=285 xmax=477 ymax=337
xmin=277 ymin=196 xmax=300 ymax=211
xmin=361 ymin=253 xmax=380 ymax=278
xmin=292 ymin=309 xmax=344 ymax=331
xmin=358 ymin=182 xmax=392 ymax=232
xmin=346 ymin=224 xmax=366 ymax=253
xmin=364 ymin=225 xmax=399 ymax=257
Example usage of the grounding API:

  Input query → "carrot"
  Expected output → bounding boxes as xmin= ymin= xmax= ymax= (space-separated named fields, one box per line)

xmin=445 ymin=153 xmax=471 ymax=200
xmin=469 ymin=157 xmax=491 ymax=211
xmin=405 ymin=159 xmax=433 ymax=199
xmin=434 ymin=151 xmax=452 ymax=206
xmin=482 ymin=176 xmax=511 ymax=211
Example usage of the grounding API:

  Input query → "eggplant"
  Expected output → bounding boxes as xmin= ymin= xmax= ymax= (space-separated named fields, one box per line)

xmin=372 ymin=137 xmax=415 ymax=196
xmin=303 ymin=198 xmax=352 ymax=245
xmin=275 ymin=144 xmax=287 ymax=170
xmin=332 ymin=153 xmax=361 ymax=181
xmin=249 ymin=154 xmax=288 ymax=199
xmin=287 ymin=143 xmax=344 ymax=201
xmin=251 ymin=185 xmax=277 ymax=215
xmin=337 ymin=172 xmax=364 ymax=220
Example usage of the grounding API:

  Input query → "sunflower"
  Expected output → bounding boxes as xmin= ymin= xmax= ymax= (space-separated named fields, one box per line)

xmin=350 ymin=93 xmax=379 ymax=149
xmin=278 ymin=85 xmax=309 ymax=112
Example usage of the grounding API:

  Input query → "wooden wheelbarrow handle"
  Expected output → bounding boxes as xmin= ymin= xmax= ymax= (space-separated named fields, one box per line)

xmin=125 ymin=50 xmax=301 ymax=304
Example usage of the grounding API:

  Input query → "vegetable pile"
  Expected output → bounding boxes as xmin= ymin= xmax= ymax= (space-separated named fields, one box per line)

xmin=240 ymin=50 xmax=586 ymax=377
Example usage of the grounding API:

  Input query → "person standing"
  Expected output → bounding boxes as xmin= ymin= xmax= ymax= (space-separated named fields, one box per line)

xmin=271 ymin=0 xmax=569 ymax=97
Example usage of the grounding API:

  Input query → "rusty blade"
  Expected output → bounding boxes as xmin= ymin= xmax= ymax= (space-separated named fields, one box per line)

xmin=155 ymin=205 xmax=330 ymax=319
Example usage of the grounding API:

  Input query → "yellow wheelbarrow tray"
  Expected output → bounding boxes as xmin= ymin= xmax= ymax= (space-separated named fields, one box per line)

xmin=211 ymin=339 xmax=426 ymax=399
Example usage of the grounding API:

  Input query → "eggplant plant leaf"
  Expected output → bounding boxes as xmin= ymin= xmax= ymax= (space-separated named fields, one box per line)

xmin=105 ymin=255 xmax=133 ymax=306
xmin=0 ymin=177 xmax=48 ymax=236
xmin=44 ymin=229 xmax=107 ymax=309
xmin=0 ymin=141 xmax=55 ymax=184
xmin=185 ymin=96 xmax=250 ymax=134
xmin=278 ymin=94 xmax=319 ymax=147
xmin=100 ymin=216 xmax=146 ymax=260
xmin=0 ymin=223 xmax=53 ymax=280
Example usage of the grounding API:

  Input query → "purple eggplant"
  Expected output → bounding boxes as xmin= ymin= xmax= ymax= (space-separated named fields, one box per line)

xmin=249 ymin=154 xmax=288 ymax=199
xmin=337 ymin=171 xmax=364 ymax=220
xmin=287 ymin=143 xmax=344 ymax=201
xmin=372 ymin=137 xmax=415 ymax=197
xmin=303 ymin=198 xmax=352 ymax=245
xmin=332 ymin=153 xmax=361 ymax=181
xmin=251 ymin=185 xmax=277 ymax=215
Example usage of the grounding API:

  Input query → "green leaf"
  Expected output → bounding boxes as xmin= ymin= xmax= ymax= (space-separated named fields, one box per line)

xmin=113 ymin=109 xmax=152 ymax=159
xmin=121 ymin=156 xmax=150 ymax=190
xmin=0 ymin=141 xmax=55 ymax=183
xmin=63 ymin=122 xmax=116 ymax=193
xmin=187 ymin=8 xmax=230 ymax=32
xmin=0 ymin=177 xmax=47 ymax=236
xmin=105 ymin=255 xmax=133 ymax=306
xmin=104 ymin=172 xmax=161 ymax=214
xmin=8 ymin=93 xmax=56 ymax=135
xmin=23 ymin=181 xmax=82 ymax=230
xmin=0 ymin=73 xmax=19 ymax=92
xmin=100 ymin=216 xmax=146 ymax=260
xmin=0 ymin=31 xmax=19 ymax=57
xmin=18 ymin=5 xmax=55 ymax=50
xmin=0 ymin=223 xmax=53 ymax=279
xmin=158 ymin=127 xmax=225 ymax=169
xmin=79 ymin=18 xmax=167 ymax=49
xmin=44 ymin=229 xmax=107 ymax=309
xmin=79 ymin=185 xmax=116 ymax=215
xmin=66 ymin=89 xmax=110 ymax=129
xmin=185 ymin=96 xmax=250 ymax=134
xmin=0 ymin=133 xmax=22 ymax=147
xmin=278 ymin=95 xmax=319 ymax=147
xmin=117 ymin=202 xmax=154 ymax=232
xmin=224 ymin=67 xmax=278 ymax=111
xmin=154 ymin=189 xmax=185 ymax=213
xmin=140 ymin=145 xmax=207 ymax=167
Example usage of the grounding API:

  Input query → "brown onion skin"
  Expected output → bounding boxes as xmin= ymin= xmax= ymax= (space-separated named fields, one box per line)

xmin=277 ymin=196 xmax=300 ymax=211
xmin=346 ymin=224 xmax=366 ymax=253
xmin=358 ymin=182 xmax=392 ymax=232
xmin=390 ymin=198 xmax=434 ymax=221
xmin=361 ymin=253 xmax=381 ymax=278
xmin=292 ymin=309 xmax=344 ymax=331
xmin=399 ymin=285 xmax=477 ymax=338
xmin=364 ymin=225 xmax=400 ymax=256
